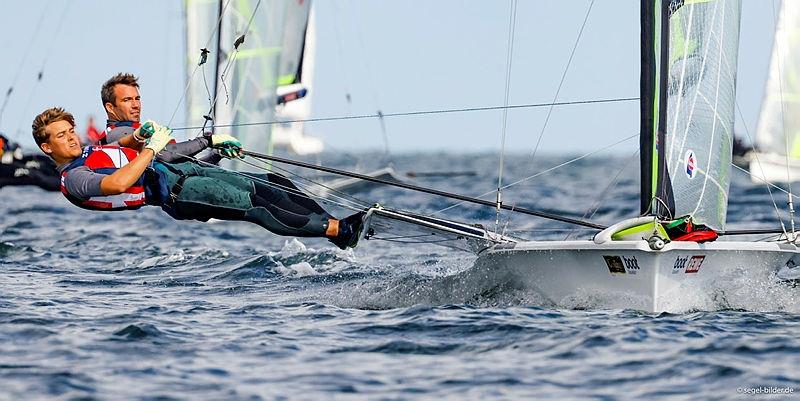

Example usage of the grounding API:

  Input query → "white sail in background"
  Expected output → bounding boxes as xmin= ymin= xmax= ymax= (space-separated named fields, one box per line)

xmin=272 ymin=3 xmax=324 ymax=155
xmin=664 ymin=0 xmax=741 ymax=231
xmin=755 ymin=1 xmax=800 ymax=160
xmin=185 ymin=0 xmax=318 ymax=168
xmin=184 ymin=0 xmax=222 ymax=140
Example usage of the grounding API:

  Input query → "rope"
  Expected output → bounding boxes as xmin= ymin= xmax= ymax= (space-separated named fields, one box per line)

xmin=0 ymin=3 xmax=48 ymax=131
xmin=169 ymin=96 xmax=639 ymax=132
xmin=167 ymin=0 xmax=233 ymax=127
xmin=169 ymin=150 xmax=365 ymax=214
xmin=564 ymin=149 xmax=639 ymax=240
xmin=495 ymin=0 xmax=518 ymax=233
xmin=14 ymin=2 xmax=73 ymax=138
xmin=433 ymin=133 xmax=638 ymax=215
xmin=237 ymin=155 xmax=369 ymax=211
xmin=734 ymin=100 xmax=789 ymax=237
xmin=528 ymin=0 xmax=596 ymax=165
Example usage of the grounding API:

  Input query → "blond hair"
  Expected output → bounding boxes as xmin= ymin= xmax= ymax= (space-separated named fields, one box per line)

xmin=32 ymin=107 xmax=75 ymax=147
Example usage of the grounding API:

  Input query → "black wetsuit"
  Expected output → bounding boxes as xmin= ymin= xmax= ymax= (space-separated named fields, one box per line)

xmin=59 ymin=138 xmax=334 ymax=238
xmin=0 ymin=134 xmax=60 ymax=191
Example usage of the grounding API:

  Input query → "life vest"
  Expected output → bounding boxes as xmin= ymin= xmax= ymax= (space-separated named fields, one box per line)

xmin=60 ymin=145 xmax=147 ymax=211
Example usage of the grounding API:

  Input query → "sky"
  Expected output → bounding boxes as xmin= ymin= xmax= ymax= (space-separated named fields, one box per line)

xmin=0 ymin=0 xmax=780 ymax=155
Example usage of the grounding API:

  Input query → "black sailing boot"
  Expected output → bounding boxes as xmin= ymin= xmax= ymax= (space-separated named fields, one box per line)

xmin=329 ymin=210 xmax=367 ymax=250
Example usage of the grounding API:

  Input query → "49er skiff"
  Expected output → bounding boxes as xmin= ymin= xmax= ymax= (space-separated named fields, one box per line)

xmin=354 ymin=0 xmax=800 ymax=313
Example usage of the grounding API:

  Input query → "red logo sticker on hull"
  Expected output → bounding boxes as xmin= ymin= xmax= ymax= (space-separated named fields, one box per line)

xmin=685 ymin=255 xmax=705 ymax=273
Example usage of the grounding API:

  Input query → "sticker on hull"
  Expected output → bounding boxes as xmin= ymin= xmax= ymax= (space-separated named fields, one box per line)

xmin=604 ymin=255 xmax=640 ymax=275
xmin=685 ymin=255 xmax=705 ymax=273
xmin=673 ymin=255 xmax=705 ymax=274
xmin=603 ymin=256 xmax=626 ymax=274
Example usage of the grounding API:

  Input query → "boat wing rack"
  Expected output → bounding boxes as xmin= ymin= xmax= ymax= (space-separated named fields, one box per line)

xmin=360 ymin=206 xmax=517 ymax=254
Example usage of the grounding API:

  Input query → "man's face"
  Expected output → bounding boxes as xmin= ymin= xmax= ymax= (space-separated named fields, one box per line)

xmin=41 ymin=120 xmax=82 ymax=162
xmin=105 ymin=84 xmax=141 ymax=122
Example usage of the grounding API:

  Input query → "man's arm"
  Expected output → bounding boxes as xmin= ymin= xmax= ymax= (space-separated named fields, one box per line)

xmin=100 ymin=125 xmax=175 ymax=195
xmin=99 ymin=148 xmax=154 ymax=195
xmin=116 ymin=134 xmax=145 ymax=151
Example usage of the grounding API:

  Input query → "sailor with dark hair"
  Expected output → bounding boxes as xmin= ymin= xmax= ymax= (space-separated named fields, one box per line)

xmin=95 ymin=72 xmax=221 ymax=166
xmin=31 ymin=107 xmax=364 ymax=249
xmin=0 ymin=132 xmax=60 ymax=191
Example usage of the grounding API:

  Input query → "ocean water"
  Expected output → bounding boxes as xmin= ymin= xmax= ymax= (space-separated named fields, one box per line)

xmin=1 ymin=152 xmax=798 ymax=400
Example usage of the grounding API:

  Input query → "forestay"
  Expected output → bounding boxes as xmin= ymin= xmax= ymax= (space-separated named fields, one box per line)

xmin=755 ymin=1 xmax=800 ymax=158
xmin=664 ymin=0 xmax=741 ymax=230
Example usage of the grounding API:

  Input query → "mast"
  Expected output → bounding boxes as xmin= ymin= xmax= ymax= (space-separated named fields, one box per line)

xmin=211 ymin=0 xmax=224 ymax=135
xmin=639 ymin=0 xmax=674 ymax=218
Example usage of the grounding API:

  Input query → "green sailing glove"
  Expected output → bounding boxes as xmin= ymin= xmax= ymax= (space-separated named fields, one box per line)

xmin=210 ymin=134 xmax=244 ymax=158
xmin=132 ymin=120 xmax=159 ymax=143
xmin=145 ymin=125 xmax=174 ymax=154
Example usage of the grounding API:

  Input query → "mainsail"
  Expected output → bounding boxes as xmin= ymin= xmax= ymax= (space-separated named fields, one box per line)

xmin=755 ymin=1 xmax=800 ymax=159
xmin=184 ymin=0 xmax=315 ymax=168
xmin=640 ymin=0 xmax=741 ymax=231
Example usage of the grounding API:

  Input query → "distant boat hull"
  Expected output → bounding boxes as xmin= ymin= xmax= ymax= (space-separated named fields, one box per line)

xmin=475 ymin=240 xmax=799 ymax=313
xmin=748 ymin=152 xmax=800 ymax=183
xmin=320 ymin=166 xmax=407 ymax=194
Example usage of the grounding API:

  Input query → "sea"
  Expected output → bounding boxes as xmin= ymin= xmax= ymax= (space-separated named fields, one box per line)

xmin=1 ymin=152 xmax=798 ymax=400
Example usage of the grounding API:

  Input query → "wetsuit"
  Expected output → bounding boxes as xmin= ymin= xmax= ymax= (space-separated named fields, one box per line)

xmin=0 ymin=134 xmax=60 ymax=191
xmin=58 ymin=138 xmax=334 ymax=238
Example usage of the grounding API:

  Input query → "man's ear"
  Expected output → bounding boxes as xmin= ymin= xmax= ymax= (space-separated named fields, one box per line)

xmin=40 ymin=142 xmax=52 ymax=155
xmin=105 ymin=102 xmax=117 ymax=118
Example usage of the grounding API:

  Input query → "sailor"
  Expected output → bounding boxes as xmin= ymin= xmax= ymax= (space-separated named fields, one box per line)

xmin=0 ymin=132 xmax=60 ymax=191
xmin=95 ymin=72 xmax=143 ymax=145
xmin=94 ymin=72 xmax=221 ymax=166
xmin=31 ymin=107 xmax=364 ymax=249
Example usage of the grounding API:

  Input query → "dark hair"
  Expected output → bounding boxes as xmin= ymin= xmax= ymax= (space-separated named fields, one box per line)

xmin=101 ymin=73 xmax=139 ymax=106
xmin=31 ymin=107 xmax=75 ymax=147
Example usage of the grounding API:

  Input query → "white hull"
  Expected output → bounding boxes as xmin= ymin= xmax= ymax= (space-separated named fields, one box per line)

xmin=748 ymin=152 xmax=800 ymax=183
xmin=475 ymin=240 xmax=799 ymax=313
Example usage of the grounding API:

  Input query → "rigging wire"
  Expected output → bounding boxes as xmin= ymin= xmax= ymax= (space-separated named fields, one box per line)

xmin=528 ymin=0 xmax=596 ymax=165
xmin=433 ymin=133 xmax=638 ymax=215
xmin=171 ymin=149 xmax=365 ymax=213
xmin=167 ymin=0 xmax=233 ymax=127
xmin=0 ymin=3 xmax=48 ymax=132
xmin=564 ymin=149 xmax=639 ymax=240
xmin=242 ymin=149 xmax=607 ymax=229
xmin=169 ymin=96 xmax=639 ymax=132
xmin=771 ymin=0 xmax=796 ymax=240
xmin=495 ymin=0 xmax=518 ymax=234
xmin=345 ymin=1 xmax=392 ymax=163
xmin=201 ymin=0 xmax=264 ymax=139
xmin=14 ymin=1 xmax=73 ymax=138
xmin=239 ymin=153 xmax=370 ymax=211
xmin=734 ymin=101 xmax=789 ymax=238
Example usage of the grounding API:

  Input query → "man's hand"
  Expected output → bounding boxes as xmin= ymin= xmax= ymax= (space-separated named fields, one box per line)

xmin=132 ymin=120 xmax=160 ymax=143
xmin=211 ymin=134 xmax=244 ymax=158
xmin=145 ymin=125 xmax=174 ymax=154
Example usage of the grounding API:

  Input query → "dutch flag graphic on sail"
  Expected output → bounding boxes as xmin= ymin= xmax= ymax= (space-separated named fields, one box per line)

xmin=684 ymin=149 xmax=697 ymax=179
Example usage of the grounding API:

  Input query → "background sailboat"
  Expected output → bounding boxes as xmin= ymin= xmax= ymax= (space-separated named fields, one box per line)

xmin=272 ymin=5 xmax=324 ymax=156
xmin=184 ymin=0 xmax=321 ymax=169
xmin=749 ymin=0 xmax=800 ymax=183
